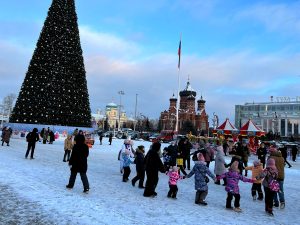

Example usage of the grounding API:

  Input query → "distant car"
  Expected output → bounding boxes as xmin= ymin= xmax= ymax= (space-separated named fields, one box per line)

xmin=149 ymin=133 xmax=160 ymax=142
xmin=103 ymin=131 xmax=113 ymax=137
xmin=157 ymin=130 xmax=177 ymax=143
xmin=85 ymin=133 xmax=95 ymax=146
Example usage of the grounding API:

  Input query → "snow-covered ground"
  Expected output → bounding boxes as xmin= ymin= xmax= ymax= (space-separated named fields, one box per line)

xmin=0 ymin=137 xmax=299 ymax=225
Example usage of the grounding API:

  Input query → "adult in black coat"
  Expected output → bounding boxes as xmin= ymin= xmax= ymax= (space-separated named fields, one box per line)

xmin=109 ymin=133 xmax=113 ymax=145
xmin=166 ymin=142 xmax=178 ymax=167
xmin=49 ymin=130 xmax=55 ymax=144
xmin=182 ymin=139 xmax=192 ymax=170
xmin=132 ymin=145 xmax=146 ymax=188
xmin=257 ymin=143 xmax=267 ymax=168
xmin=66 ymin=134 xmax=90 ymax=193
xmin=291 ymin=145 xmax=298 ymax=162
xmin=279 ymin=146 xmax=292 ymax=168
xmin=143 ymin=142 xmax=165 ymax=197
xmin=25 ymin=128 xmax=39 ymax=159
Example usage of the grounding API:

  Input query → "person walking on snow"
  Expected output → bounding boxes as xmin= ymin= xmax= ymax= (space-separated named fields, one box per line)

xmin=143 ymin=142 xmax=165 ymax=197
xmin=132 ymin=145 xmax=146 ymax=188
xmin=25 ymin=128 xmax=39 ymax=159
xmin=66 ymin=134 xmax=90 ymax=193
xmin=63 ymin=135 xmax=73 ymax=162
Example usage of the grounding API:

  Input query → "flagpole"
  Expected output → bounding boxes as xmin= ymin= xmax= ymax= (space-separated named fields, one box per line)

xmin=175 ymin=34 xmax=181 ymax=133
xmin=175 ymin=68 xmax=180 ymax=133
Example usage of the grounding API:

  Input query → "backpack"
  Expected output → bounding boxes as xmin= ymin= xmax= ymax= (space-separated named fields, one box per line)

xmin=117 ymin=150 xmax=122 ymax=161
xmin=269 ymin=179 xmax=280 ymax=192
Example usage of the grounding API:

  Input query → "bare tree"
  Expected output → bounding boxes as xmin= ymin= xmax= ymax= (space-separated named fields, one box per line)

xmin=2 ymin=93 xmax=16 ymax=117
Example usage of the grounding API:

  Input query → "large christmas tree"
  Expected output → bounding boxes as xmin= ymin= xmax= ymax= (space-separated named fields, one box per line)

xmin=10 ymin=0 xmax=91 ymax=127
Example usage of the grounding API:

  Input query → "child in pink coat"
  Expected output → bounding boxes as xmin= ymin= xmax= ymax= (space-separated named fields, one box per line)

xmin=166 ymin=166 xmax=184 ymax=199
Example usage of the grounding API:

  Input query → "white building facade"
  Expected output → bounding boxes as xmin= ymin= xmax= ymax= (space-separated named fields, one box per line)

xmin=235 ymin=96 xmax=300 ymax=137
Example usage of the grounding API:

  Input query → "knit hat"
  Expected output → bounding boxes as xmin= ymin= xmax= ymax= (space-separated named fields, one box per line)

xmin=152 ymin=142 xmax=161 ymax=152
xmin=253 ymin=160 xmax=261 ymax=167
xmin=266 ymin=158 xmax=276 ymax=170
xmin=137 ymin=145 xmax=145 ymax=153
xmin=269 ymin=145 xmax=277 ymax=153
xmin=197 ymin=153 xmax=205 ymax=162
xmin=217 ymin=145 xmax=224 ymax=153
xmin=172 ymin=166 xmax=179 ymax=172
xmin=230 ymin=161 xmax=239 ymax=172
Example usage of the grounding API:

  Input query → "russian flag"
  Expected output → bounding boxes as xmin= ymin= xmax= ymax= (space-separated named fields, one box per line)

xmin=178 ymin=39 xmax=181 ymax=69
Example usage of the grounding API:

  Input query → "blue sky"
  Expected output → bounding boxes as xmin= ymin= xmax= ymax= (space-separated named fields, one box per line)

xmin=1 ymin=0 xmax=300 ymax=123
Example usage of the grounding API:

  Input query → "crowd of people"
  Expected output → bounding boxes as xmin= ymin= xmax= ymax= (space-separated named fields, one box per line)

xmin=117 ymin=136 xmax=297 ymax=216
xmin=1 ymin=126 xmax=299 ymax=216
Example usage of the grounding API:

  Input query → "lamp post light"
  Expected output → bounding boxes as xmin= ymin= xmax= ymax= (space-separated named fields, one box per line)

xmin=118 ymin=90 xmax=125 ymax=131
xmin=0 ymin=104 xmax=4 ymax=128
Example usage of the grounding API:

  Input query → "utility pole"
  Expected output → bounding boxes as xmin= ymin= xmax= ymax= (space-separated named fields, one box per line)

xmin=134 ymin=94 xmax=138 ymax=131
xmin=118 ymin=91 xmax=125 ymax=131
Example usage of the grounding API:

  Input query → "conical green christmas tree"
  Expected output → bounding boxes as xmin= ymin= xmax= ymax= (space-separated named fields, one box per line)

xmin=10 ymin=0 xmax=91 ymax=127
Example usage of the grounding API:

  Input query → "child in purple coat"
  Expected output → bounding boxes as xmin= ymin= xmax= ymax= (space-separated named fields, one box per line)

xmin=217 ymin=161 xmax=254 ymax=212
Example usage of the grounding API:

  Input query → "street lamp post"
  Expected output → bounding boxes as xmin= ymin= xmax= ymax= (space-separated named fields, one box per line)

xmin=0 ymin=105 xmax=4 ymax=128
xmin=118 ymin=91 xmax=125 ymax=131
xmin=134 ymin=94 xmax=138 ymax=131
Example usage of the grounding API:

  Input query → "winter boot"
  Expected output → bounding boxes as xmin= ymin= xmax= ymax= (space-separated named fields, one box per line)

xmin=280 ymin=202 xmax=285 ymax=209
xmin=195 ymin=191 xmax=201 ymax=204
xmin=233 ymin=207 xmax=242 ymax=212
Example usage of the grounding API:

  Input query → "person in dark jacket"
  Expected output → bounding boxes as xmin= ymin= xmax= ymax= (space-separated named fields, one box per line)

xmin=99 ymin=132 xmax=104 ymax=145
xmin=176 ymin=139 xmax=188 ymax=175
xmin=132 ymin=145 xmax=146 ymax=188
xmin=279 ymin=146 xmax=292 ymax=168
xmin=25 ymin=128 xmax=39 ymax=159
xmin=49 ymin=130 xmax=55 ymax=144
xmin=167 ymin=141 xmax=178 ymax=167
xmin=66 ymin=134 xmax=90 ymax=193
xmin=108 ymin=133 xmax=113 ymax=145
xmin=143 ymin=142 xmax=165 ymax=197
xmin=257 ymin=143 xmax=267 ymax=168
xmin=291 ymin=145 xmax=298 ymax=162
xmin=1 ymin=127 xmax=12 ymax=146
xmin=182 ymin=138 xmax=192 ymax=170
xmin=236 ymin=141 xmax=250 ymax=176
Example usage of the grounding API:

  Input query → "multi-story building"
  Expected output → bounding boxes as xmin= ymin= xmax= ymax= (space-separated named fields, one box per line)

xmin=92 ymin=103 xmax=127 ymax=130
xmin=235 ymin=96 xmax=300 ymax=137
xmin=159 ymin=80 xmax=209 ymax=134
xmin=105 ymin=102 xmax=127 ymax=129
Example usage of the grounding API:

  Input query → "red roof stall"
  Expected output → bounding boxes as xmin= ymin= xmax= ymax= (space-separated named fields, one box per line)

xmin=239 ymin=119 xmax=265 ymax=137
xmin=213 ymin=118 xmax=239 ymax=135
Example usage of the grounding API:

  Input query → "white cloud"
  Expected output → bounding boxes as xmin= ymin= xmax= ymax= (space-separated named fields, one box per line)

xmin=236 ymin=2 xmax=300 ymax=36
xmin=1 ymin=28 xmax=300 ymax=122
xmin=79 ymin=26 xmax=141 ymax=59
